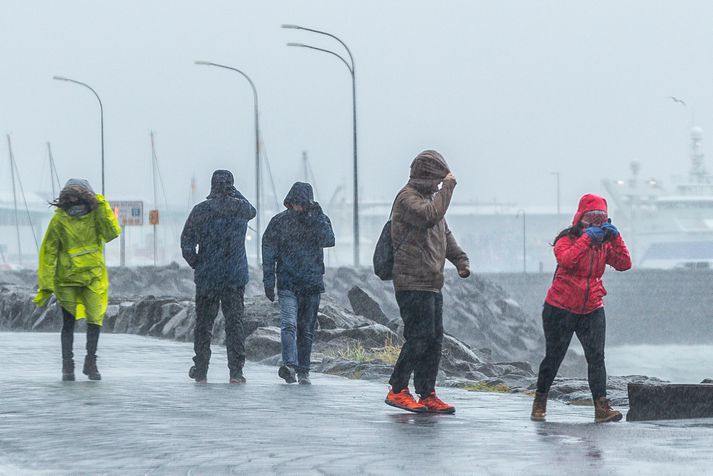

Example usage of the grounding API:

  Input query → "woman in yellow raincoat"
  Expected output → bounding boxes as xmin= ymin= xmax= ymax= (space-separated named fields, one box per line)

xmin=34 ymin=179 xmax=120 ymax=381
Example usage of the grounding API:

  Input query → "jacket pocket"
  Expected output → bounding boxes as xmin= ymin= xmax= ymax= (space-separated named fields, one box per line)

xmin=67 ymin=246 xmax=101 ymax=274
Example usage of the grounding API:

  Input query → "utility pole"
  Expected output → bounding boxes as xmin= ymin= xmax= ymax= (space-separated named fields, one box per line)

xmin=150 ymin=131 xmax=159 ymax=267
xmin=302 ymin=151 xmax=309 ymax=182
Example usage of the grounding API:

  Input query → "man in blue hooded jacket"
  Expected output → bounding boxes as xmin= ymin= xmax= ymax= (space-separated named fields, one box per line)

xmin=181 ymin=170 xmax=256 ymax=383
xmin=262 ymin=182 xmax=335 ymax=384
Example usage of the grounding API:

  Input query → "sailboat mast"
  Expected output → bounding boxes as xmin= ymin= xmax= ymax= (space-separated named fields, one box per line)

xmin=7 ymin=135 xmax=22 ymax=266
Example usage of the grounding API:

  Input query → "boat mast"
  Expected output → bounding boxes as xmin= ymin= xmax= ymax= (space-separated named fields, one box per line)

xmin=6 ymin=135 xmax=22 ymax=266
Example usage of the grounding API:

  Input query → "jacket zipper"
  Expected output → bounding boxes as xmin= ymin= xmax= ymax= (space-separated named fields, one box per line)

xmin=581 ymin=250 xmax=595 ymax=313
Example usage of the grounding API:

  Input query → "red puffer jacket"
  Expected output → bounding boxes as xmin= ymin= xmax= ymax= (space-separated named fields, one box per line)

xmin=545 ymin=194 xmax=632 ymax=315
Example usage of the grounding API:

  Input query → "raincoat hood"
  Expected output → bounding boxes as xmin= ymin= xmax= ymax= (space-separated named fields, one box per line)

xmin=572 ymin=194 xmax=608 ymax=226
xmin=207 ymin=170 xmax=235 ymax=199
xmin=408 ymin=150 xmax=450 ymax=192
xmin=64 ymin=178 xmax=95 ymax=194
xmin=283 ymin=182 xmax=314 ymax=208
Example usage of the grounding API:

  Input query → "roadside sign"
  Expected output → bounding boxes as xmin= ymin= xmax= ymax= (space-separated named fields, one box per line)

xmin=149 ymin=209 xmax=159 ymax=225
xmin=109 ymin=200 xmax=144 ymax=226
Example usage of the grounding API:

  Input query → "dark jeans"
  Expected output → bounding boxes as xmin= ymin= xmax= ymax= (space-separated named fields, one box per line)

xmin=536 ymin=303 xmax=607 ymax=400
xmin=278 ymin=290 xmax=321 ymax=373
xmin=389 ymin=291 xmax=443 ymax=397
xmin=193 ymin=286 xmax=246 ymax=378
xmin=61 ymin=307 xmax=100 ymax=361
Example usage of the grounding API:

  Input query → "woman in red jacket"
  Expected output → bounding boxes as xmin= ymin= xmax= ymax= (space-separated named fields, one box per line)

xmin=531 ymin=194 xmax=631 ymax=423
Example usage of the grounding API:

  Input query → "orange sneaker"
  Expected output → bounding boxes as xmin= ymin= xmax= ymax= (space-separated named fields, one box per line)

xmin=385 ymin=389 xmax=428 ymax=413
xmin=419 ymin=392 xmax=456 ymax=414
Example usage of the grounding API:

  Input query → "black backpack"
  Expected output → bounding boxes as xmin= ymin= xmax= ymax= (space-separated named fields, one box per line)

xmin=373 ymin=220 xmax=395 ymax=280
xmin=373 ymin=194 xmax=409 ymax=281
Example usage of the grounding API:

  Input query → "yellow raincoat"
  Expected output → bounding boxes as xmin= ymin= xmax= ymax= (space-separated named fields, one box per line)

xmin=34 ymin=195 xmax=121 ymax=325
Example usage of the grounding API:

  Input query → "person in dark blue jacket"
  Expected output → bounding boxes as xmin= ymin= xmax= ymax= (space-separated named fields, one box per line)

xmin=181 ymin=170 xmax=256 ymax=384
xmin=262 ymin=182 xmax=335 ymax=384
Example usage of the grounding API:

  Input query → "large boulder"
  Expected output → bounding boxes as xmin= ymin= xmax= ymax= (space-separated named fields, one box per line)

xmin=245 ymin=326 xmax=282 ymax=361
xmin=317 ymin=324 xmax=402 ymax=349
xmin=317 ymin=300 xmax=372 ymax=330
xmin=347 ymin=287 xmax=395 ymax=328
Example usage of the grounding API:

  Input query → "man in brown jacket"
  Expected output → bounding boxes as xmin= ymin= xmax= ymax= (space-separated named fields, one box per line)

xmin=385 ymin=150 xmax=470 ymax=414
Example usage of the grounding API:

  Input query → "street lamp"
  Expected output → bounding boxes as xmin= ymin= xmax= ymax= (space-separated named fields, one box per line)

xmin=516 ymin=209 xmax=527 ymax=273
xmin=194 ymin=60 xmax=262 ymax=266
xmin=53 ymin=76 xmax=105 ymax=195
xmin=282 ymin=24 xmax=360 ymax=266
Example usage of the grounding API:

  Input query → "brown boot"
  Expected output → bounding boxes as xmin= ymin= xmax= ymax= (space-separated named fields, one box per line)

xmin=530 ymin=392 xmax=547 ymax=421
xmin=594 ymin=397 xmax=622 ymax=423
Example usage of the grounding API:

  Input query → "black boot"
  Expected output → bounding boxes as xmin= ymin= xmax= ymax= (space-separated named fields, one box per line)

xmin=83 ymin=354 xmax=101 ymax=381
xmin=62 ymin=359 xmax=75 ymax=381
xmin=61 ymin=308 xmax=75 ymax=381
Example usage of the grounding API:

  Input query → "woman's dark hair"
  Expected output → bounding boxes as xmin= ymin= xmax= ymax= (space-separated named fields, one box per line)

xmin=50 ymin=185 xmax=98 ymax=212
xmin=552 ymin=224 xmax=583 ymax=246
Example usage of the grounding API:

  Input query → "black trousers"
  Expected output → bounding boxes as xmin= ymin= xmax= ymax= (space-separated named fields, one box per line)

xmin=536 ymin=303 xmax=607 ymax=400
xmin=389 ymin=291 xmax=443 ymax=397
xmin=61 ymin=307 xmax=100 ymax=361
xmin=193 ymin=286 xmax=246 ymax=378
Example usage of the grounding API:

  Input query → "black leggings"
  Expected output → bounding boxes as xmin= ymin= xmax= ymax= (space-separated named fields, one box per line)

xmin=61 ymin=308 xmax=101 ymax=361
xmin=536 ymin=303 xmax=607 ymax=400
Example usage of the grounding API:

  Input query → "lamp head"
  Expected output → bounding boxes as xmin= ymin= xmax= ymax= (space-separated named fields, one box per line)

xmin=281 ymin=24 xmax=301 ymax=30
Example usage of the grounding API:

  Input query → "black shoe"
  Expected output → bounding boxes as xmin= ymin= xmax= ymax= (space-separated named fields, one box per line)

xmin=62 ymin=359 xmax=75 ymax=381
xmin=83 ymin=355 xmax=101 ymax=381
xmin=278 ymin=365 xmax=297 ymax=384
xmin=189 ymin=365 xmax=207 ymax=383
xmin=297 ymin=371 xmax=311 ymax=385
xmin=229 ymin=369 xmax=246 ymax=384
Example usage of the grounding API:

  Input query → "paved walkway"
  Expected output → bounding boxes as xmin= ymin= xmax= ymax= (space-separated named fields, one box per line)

xmin=0 ymin=333 xmax=712 ymax=475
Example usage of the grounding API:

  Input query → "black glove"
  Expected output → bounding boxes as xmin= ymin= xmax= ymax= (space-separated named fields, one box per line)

xmin=265 ymin=287 xmax=275 ymax=302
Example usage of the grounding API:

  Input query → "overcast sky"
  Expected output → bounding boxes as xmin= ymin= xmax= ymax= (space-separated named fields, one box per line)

xmin=2 ymin=0 xmax=712 ymax=214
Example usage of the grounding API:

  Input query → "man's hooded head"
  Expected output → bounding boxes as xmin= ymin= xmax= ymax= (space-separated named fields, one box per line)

xmin=207 ymin=170 xmax=235 ymax=199
xmin=408 ymin=150 xmax=450 ymax=193
xmin=284 ymin=182 xmax=315 ymax=210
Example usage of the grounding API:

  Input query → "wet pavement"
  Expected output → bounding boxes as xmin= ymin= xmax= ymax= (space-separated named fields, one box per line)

xmin=0 ymin=332 xmax=712 ymax=475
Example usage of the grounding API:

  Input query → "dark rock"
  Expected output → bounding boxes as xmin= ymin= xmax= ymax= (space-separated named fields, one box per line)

xmin=317 ymin=301 xmax=371 ymax=330
xmin=627 ymin=382 xmax=713 ymax=421
xmin=347 ymin=286 xmax=395 ymax=328
xmin=317 ymin=324 xmax=402 ymax=349
xmin=245 ymin=326 xmax=282 ymax=361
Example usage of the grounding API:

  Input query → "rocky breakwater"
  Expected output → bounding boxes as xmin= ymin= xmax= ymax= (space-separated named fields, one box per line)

xmin=0 ymin=281 xmax=535 ymax=391
xmin=0 ymin=266 xmax=664 ymax=405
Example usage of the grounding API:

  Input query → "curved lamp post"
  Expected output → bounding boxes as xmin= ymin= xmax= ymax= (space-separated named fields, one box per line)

xmin=194 ymin=61 xmax=261 ymax=265
xmin=282 ymin=24 xmax=360 ymax=266
xmin=53 ymin=76 xmax=105 ymax=195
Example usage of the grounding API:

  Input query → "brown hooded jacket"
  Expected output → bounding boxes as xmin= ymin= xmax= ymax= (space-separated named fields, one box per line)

xmin=391 ymin=150 xmax=469 ymax=292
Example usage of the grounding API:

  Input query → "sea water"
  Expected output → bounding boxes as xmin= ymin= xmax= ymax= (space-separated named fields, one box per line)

xmin=605 ymin=344 xmax=713 ymax=383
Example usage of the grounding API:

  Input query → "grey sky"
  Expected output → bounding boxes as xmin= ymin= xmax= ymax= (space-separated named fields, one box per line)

xmin=2 ymin=0 xmax=712 ymax=213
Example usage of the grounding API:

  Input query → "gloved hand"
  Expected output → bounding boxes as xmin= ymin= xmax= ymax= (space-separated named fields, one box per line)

xmin=601 ymin=222 xmax=619 ymax=241
xmin=585 ymin=226 xmax=605 ymax=243
xmin=307 ymin=201 xmax=323 ymax=217
xmin=458 ymin=265 xmax=471 ymax=278
xmin=265 ymin=287 xmax=276 ymax=302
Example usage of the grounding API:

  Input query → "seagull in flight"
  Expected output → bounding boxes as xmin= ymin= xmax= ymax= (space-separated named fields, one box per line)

xmin=670 ymin=96 xmax=687 ymax=106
